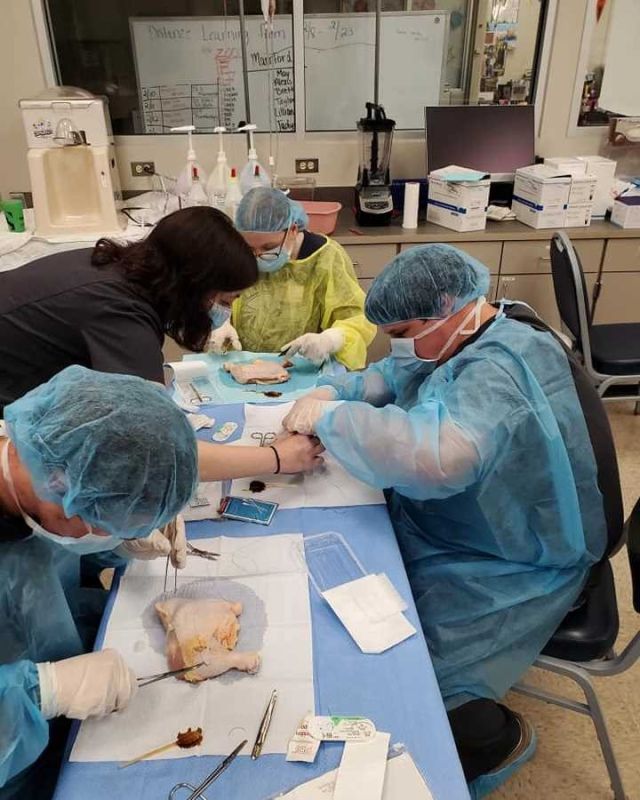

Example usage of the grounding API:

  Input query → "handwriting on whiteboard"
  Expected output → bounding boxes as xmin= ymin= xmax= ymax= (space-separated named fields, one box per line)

xmin=132 ymin=17 xmax=295 ymax=134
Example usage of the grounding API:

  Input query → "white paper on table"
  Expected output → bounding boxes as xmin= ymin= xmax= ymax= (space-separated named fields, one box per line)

xmin=182 ymin=482 xmax=223 ymax=521
xmin=70 ymin=533 xmax=314 ymax=762
xmin=275 ymin=750 xmax=434 ymax=799
xmin=322 ymin=575 xmax=416 ymax=654
xmin=334 ymin=732 xmax=391 ymax=800
xmin=230 ymin=403 xmax=384 ymax=509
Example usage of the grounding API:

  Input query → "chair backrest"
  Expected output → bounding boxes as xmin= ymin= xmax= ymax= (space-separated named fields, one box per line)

xmin=549 ymin=232 xmax=593 ymax=361
xmin=504 ymin=302 xmax=625 ymax=558
xmin=626 ymin=497 xmax=640 ymax=613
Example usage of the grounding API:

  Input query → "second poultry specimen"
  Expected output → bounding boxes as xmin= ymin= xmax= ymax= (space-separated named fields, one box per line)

xmin=223 ymin=360 xmax=290 ymax=385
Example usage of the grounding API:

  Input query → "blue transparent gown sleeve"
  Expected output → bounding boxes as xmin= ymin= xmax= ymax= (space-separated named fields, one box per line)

xmin=0 ymin=661 xmax=48 ymax=788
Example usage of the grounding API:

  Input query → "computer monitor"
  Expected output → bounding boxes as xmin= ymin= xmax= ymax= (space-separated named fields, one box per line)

xmin=425 ymin=105 xmax=535 ymax=182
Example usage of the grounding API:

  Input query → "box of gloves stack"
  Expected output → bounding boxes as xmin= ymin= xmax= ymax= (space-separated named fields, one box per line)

xmin=577 ymin=156 xmax=616 ymax=218
xmin=512 ymin=165 xmax=571 ymax=228
xmin=544 ymin=157 xmax=596 ymax=227
xmin=513 ymin=163 xmax=596 ymax=229
xmin=611 ymin=189 xmax=640 ymax=228
xmin=426 ymin=166 xmax=491 ymax=232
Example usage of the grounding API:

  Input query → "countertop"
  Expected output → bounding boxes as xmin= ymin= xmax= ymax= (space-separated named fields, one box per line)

xmin=331 ymin=209 xmax=639 ymax=246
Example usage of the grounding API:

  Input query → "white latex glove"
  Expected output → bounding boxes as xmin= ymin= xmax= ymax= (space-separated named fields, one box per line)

xmin=283 ymin=397 xmax=339 ymax=435
xmin=306 ymin=386 xmax=339 ymax=401
xmin=37 ymin=649 xmax=137 ymax=720
xmin=281 ymin=328 xmax=344 ymax=365
xmin=115 ymin=515 xmax=187 ymax=568
xmin=208 ymin=319 xmax=242 ymax=355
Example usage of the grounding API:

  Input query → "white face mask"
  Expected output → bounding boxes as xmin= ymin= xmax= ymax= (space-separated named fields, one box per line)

xmin=390 ymin=297 xmax=486 ymax=366
xmin=1 ymin=441 xmax=120 ymax=555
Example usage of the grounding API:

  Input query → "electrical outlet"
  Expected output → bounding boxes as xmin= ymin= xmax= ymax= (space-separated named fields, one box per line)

xmin=295 ymin=158 xmax=319 ymax=174
xmin=130 ymin=161 xmax=155 ymax=177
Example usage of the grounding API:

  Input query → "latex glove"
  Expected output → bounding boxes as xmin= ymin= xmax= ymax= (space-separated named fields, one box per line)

xmin=281 ymin=328 xmax=344 ymax=365
xmin=272 ymin=432 xmax=325 ymax=473
xmin=208 ymin=319 xmax=242 ymax=355
xmin=305 ymin=386 xmax=339 ymax=401
xmin=37 ymin=649 xmax=137 ymax=720
xmin=283 ymin=397 xmax=338 ymax=435
xmin=115 ymin=515 xmax=187 ymax=568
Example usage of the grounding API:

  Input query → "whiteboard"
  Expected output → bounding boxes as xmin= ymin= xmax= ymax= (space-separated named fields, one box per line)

xmin=130 ymin=12 xmax=447 ymax=134
xmin=130 ymin=16 xmax=294 ymax=134
xmin=304 ymin=12 xmax=449 ymax=131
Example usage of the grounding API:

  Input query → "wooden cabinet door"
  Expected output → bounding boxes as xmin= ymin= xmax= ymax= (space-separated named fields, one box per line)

xmin=497 ymin=273 xmax=562 ymax=330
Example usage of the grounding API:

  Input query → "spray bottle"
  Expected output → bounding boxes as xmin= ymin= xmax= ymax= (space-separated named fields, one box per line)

xmin=238 ymin=123 xmax=271 ymax=195
xmin=171 ymin=125 xmax=208 ymax=199
xmin=224 ymin=167 xmax=243 ymax=220
xmin=206 ymin=126 xmax=231 ymax=210
xmin=186 ymin=166 xmax=209 ymax=207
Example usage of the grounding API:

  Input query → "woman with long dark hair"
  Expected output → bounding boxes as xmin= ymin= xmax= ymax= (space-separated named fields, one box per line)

xmin=0 ymin=206 xmax=323 ymax=478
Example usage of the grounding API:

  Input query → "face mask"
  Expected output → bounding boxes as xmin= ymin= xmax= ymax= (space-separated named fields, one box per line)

xmin=390 ymin=297 xmax=486 ymax=367
xmin=257 ymin=246 xmax=291 ymax=274
xmin=209 ymin=302 xmax=231 ymax=330
xmin=1 ymin=441 xmax=120 ymax=555
xmin=256 ymin=226 xmax=293 ymax=274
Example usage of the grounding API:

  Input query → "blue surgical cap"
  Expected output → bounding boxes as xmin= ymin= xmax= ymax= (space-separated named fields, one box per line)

xmin=4 ymin=366 xmax=198 ymax=539
xmin=236 ymin=187 xmax=308 ymax=232
xmin=365 ymin=243 xmax=491 ymax=325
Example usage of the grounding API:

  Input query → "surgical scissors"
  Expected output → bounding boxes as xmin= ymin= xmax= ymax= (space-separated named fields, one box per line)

xmin=189 ymin=383 xmax=212 ymax=405
xmin=250 ymin=431 xmax=277 ymax=447
xmin=163 ymin=541 xmax=221 ymax=594
xmin=187 ymin=541 xmax=220 ymax=561
xmin=168 ymin=739 xmax=246 ymax=800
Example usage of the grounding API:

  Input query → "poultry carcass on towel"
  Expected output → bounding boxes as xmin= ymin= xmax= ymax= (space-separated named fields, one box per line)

xmin=224 ymin=359 xmax=289 ymax=385
xmin=155 ymin=598 xmax=261 ymax=682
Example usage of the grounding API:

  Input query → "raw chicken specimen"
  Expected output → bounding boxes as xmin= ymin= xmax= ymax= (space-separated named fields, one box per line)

xmin=224 ymin=360 xmax=289 ymax=385
xmin=155 ymin=598 xmax=261 ymax=682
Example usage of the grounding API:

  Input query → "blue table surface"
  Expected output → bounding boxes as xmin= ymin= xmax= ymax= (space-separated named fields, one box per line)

xmin=181 ymin=351 xmax=344 ymax=405
xmin=54 ymin=403 xmax=469 ymax=800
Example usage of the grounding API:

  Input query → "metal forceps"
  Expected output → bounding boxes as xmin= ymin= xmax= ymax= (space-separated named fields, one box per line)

xmin=250 ymin=431 xmax=277 ymax=447
xmin=137 ymin=661 xmax=206 ymax=688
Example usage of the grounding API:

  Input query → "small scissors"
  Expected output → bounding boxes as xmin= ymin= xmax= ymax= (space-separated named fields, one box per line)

xmin=163 ymin=541 xmax=220 ymax=594
xmin=251 ymin=431 xmax=277 ymax=447
xmin=187 ymin=541 xmax=220 ymax=561
xmin=189 ymin=383 xmax=212 ymax=405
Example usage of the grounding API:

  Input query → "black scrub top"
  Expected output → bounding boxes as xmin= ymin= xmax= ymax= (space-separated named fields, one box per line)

xmin=0 ymin=249 xmax=165 ymax=413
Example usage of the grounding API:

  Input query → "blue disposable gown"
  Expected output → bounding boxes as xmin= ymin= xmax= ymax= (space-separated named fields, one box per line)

xmin=0 ymin=534 xmax=106 ymax=797
xmin=317 ymin=314 xmax=606 ymax=708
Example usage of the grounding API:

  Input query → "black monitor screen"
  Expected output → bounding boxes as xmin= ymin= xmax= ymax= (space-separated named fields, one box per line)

xmin=425 ymin=105 xmax=535 ymax=179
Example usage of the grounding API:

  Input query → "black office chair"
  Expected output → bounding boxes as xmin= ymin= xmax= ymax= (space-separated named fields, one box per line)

xmin=550 ymin=231 xmax=640 ymax=411
xmin=506 ymin=302 xmax=640 ymax=798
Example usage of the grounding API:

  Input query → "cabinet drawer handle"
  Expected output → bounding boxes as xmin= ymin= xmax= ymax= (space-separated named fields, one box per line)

xmin=501 ymin=277 xmax=516 ymax=298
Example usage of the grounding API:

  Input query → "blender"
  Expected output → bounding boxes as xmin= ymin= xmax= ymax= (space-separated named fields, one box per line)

xmin=355 ymin=102 xmax=395 ymax=226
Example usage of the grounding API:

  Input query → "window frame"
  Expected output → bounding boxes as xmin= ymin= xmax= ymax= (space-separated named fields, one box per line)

xmin=566 ymin=0 xmax=611 ymax=138
xmin=32 ymin=0 xmax=555 ymax=138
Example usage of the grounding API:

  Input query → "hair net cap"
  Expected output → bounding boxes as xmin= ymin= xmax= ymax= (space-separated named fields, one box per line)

xmin=236 ymin=187 xmax=308 ymax=232
xmin=364 ymin=243 xmax=491 ymax=325
xmin=4 ymin=366 xmax=198 ymax=539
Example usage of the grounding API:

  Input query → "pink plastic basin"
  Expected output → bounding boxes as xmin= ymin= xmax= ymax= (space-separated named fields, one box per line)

xmin=300 ymin=201 xmax=342 ymax=235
